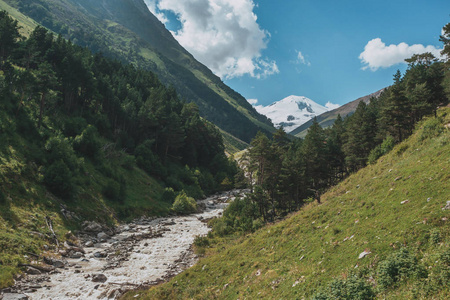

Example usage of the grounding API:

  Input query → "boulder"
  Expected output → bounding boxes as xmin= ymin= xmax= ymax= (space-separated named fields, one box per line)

xmin=52 ymin=260 xmax=65 ymax=268
xmin=85 ymin=241 xmax=94 ymax=247
xmin=93 ymin=252 xmax=108 ymax=258
xmin=26 ymin=266 xmax=42 ymax=275
xmin=70 ymin=252 xmax=83 ymax=259
xmin=82 ymin=221 xmax=103 ymax=233
xmin=92 ymin=273 xmax=108 ymax=283
xmin=97 ymin=232 xmax=109 ymax=241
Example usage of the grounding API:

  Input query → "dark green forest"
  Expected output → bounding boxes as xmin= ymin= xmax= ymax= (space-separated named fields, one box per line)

xmin=0 ymin=0 xmax=274 ymax=143
xmin=0 ymin=11 xmax=237 ymax=206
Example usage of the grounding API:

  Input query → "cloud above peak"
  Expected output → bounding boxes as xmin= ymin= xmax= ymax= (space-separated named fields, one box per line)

xmin=359 ymin=38 xmax=443 ymax=71
xmin=145 ymin=0 xmax=278 ymax=79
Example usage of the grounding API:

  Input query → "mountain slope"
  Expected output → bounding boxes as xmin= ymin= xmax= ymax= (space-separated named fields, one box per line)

xmin=254 ymin=95 xmax=333 ymax=133
xmin=291 ymin=88 xmax=385 ymax=137
xmin=0 ymin=0 xmax=274 ymax=142
xmin=127 ymin=108 xmax=450 ymax=299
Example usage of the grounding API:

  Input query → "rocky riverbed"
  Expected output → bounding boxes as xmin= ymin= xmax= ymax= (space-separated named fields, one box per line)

xmin=2 ymin=190 xmax=249 ymax=300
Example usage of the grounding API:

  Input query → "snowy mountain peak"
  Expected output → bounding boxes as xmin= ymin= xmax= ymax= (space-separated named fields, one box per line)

xmin=253 ymin=96 xmax=339 ymax=133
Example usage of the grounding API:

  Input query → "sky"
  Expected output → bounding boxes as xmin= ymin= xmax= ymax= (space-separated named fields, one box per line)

xmin=144 ymin=0 xmax=450 ymax=107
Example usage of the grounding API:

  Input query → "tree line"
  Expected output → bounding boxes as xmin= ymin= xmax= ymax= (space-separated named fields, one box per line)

xmin=238 ymin=26 xmax=450 ymax=223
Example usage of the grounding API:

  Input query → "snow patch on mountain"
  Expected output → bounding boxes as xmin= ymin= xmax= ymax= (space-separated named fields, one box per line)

xmin=253 ymin=96 xmax=339 ymax=133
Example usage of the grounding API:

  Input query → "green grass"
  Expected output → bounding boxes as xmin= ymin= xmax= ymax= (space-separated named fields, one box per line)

xmin=124 ymin=108 xmax=450 ymax=299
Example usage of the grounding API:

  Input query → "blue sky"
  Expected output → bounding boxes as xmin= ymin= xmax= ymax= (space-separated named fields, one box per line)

xmin=145 ymin=0 xmax=450 ymax=107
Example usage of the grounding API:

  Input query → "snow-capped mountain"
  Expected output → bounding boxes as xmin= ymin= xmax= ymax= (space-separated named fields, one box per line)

xmin=253 ymin=96 xmax=339 ymax=133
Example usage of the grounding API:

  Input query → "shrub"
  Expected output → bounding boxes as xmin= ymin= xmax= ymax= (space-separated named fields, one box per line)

xmin=73 ymin=125 xmax=102 ymax=159
xmin=419 ymin=117 xmax=444 ymax=141
xmin=45 ymin=136 xmax=80 ymax=171
xmin=172 ymin=191 xmax=197 ymax=214
xmin=161 ymin=187 xmax=176 ymax=204
xmin=210 ymin=217 xmax=229 ymax=237
xmin=103 ymin=177 xmax=126 ymax=203
xmin=312 ymin=275 xmax=375 ymax=300
xmin=368 ymin=136 xmax=396 ymax=164
xmin=429 ymin=229 xmax=441 ymax=245
xmin=135 ymin=140 xmax=165 ymax=177
xmin=194 ymin=236 xmax=210 ymax=247
xmin=43 ymin=159 xmax=75 ymax=199
xmin=376 ymin=248 xmax=427 ymax=290
xmin=120 ymin=154 xmax=136 ymax=170
xmin=103 ymin=179 xmax=120 ymax=201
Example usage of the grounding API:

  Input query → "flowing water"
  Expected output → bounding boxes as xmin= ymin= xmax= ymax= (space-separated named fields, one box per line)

xmin=8 ymin=190 xmax=247 ymax=300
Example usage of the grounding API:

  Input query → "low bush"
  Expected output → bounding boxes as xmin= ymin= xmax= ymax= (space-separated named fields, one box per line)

xmin=74 ymin=125 xmax=102 ymax=159
xmin=376 ymin=248 xmax=427 ymax=290
xmin=312 ymin=275 xmax=375 ymax=300
xmin=419 ymin=117 xmax=444 ymax=141
xmin=161 ymin=187 xmax=176 ymax=204
xmin=171 ymin=191 xmax=197 ymax=214
xmin=368 ymin=135 xmax=395 ymax=164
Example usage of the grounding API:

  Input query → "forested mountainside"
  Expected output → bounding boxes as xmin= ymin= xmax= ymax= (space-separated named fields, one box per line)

xmin=0 ymin=0 xmax=274 ymax=143
xmin=0 ymin=11 xmax=238 ymax=286
xmin=290 ymin=88 xmax=385 ymax=138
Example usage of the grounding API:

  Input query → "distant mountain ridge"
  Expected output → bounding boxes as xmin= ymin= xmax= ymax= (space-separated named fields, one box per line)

xmin=254 ymin=95 xmax=335 ymax=133
xmin=0 ymin=0 xmax=274 ymax=142
xmin=290 ymin=88 xmax=385 ymax=137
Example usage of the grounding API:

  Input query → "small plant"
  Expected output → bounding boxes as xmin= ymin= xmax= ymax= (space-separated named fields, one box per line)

xmin=429 ymin=229 xmax=441 ymax=245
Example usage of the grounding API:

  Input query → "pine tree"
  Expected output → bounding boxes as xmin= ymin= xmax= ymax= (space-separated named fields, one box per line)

xmin=381 ymin=70 xmax=411 ymax=142
xmin=302 ymin=117 xmax=328 ymax=199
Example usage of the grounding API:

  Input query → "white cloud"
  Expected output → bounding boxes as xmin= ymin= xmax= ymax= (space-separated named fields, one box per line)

xmin=359 ymin=38 xmax=443 ymax=71
xmin=325 ymin=101 xmax=340 ymax=110
xmin=296 ymin=50 xmax=311 ymax=66
xmin=145 ymin=0 xmax=278 ymax=79
xmin=247 ymin=98 xmax=258 ymax=105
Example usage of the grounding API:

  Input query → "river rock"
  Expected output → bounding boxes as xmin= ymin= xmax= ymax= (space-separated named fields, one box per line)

xmin=2 ymin=293 xmax=29 ymax=300
xmin=26 ymin=266 xmax=42 ymax=275
xmin=93 ymin=252 xmax=108 ymax=258
xmin=82 ymin=221 xmax=103 ymax=233
xmin=92 ymin=274 xmax=107 ymax=283
xmin=70 ymin=252 xmax=83 ymax=259
xmin=52 ymin=260 xmax=65 ymax=268
xmin=97 ymin=232 xmax=109 ymax=241
xmin=44 ymin=257 xmax=65 ymax=268
xmin=85 ymin=241 xmax=94 ymax=247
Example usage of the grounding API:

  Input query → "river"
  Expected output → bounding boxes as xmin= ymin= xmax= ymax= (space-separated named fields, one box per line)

xmin=6 ymin=190 xmax=247 ymax=300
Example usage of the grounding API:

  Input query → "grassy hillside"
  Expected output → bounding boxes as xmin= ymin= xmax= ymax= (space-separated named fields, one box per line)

xmin=291 ymin=89 xmax=384 ymax=138
xmin=126 ymin=108 xmax=450 ymax=299
xmin=0 ymin=0 xmax=274 ymax=142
